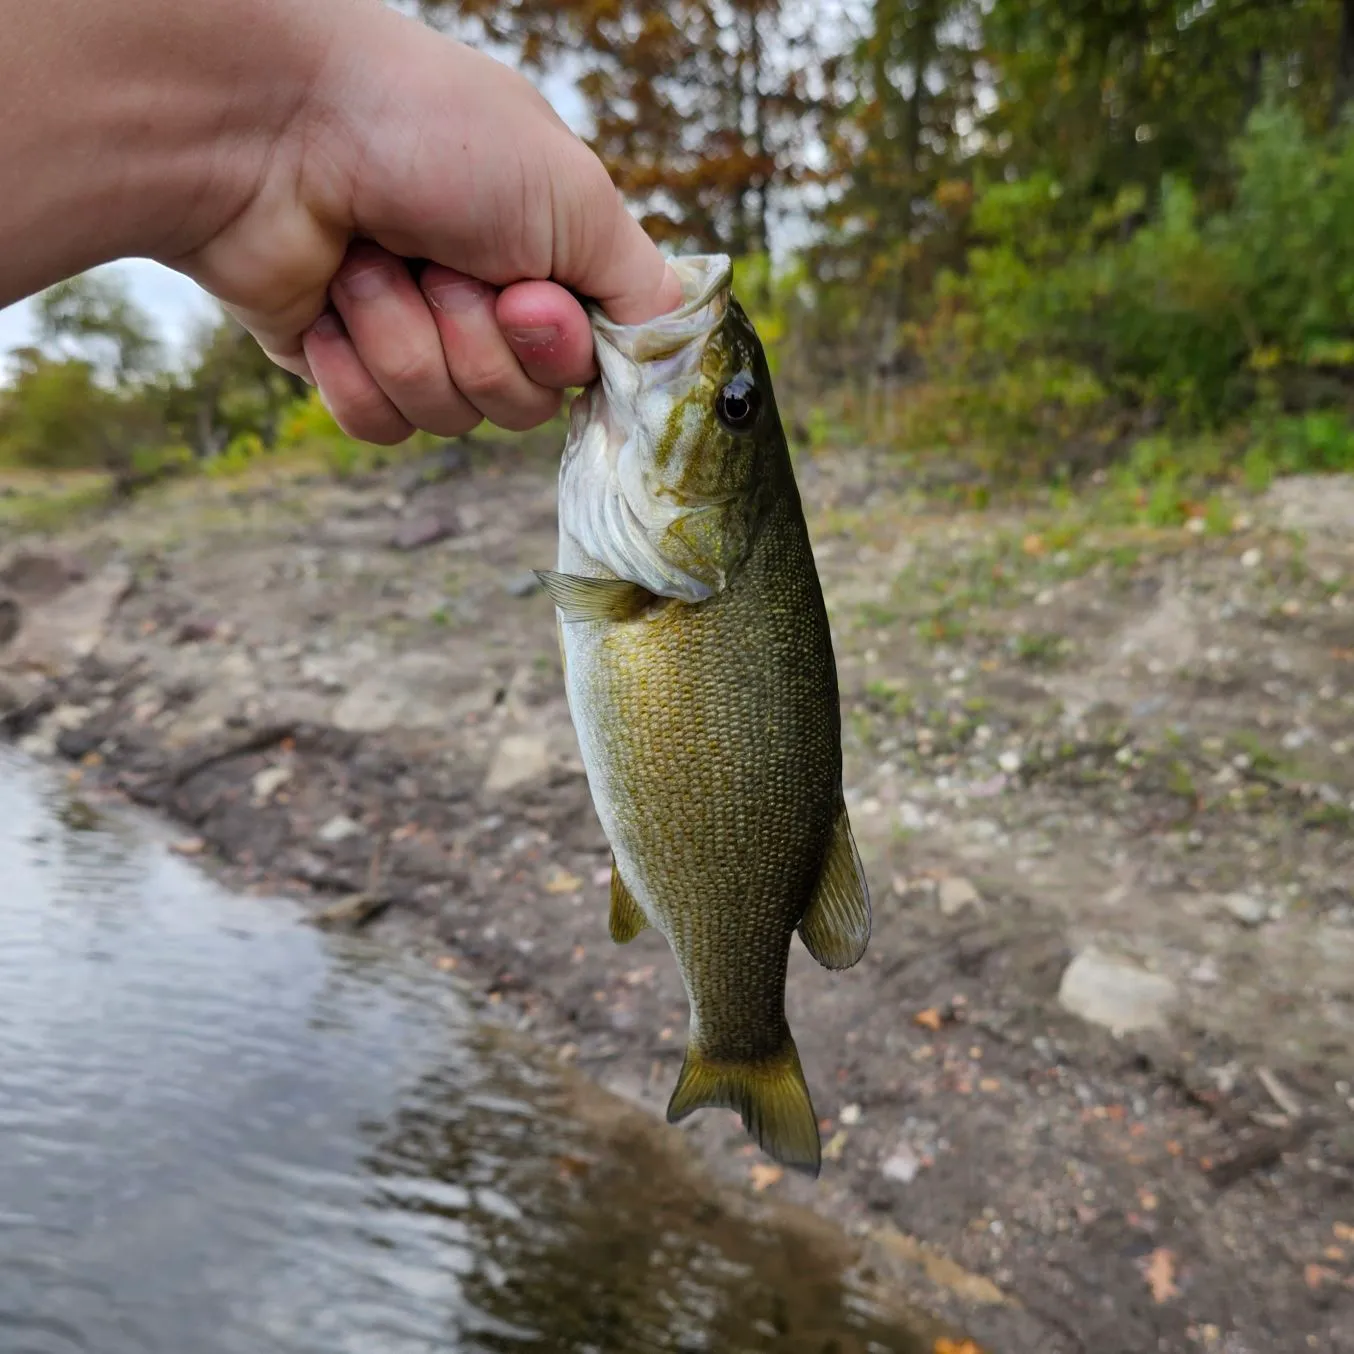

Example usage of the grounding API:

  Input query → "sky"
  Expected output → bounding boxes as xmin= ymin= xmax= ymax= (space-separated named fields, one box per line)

xmin=0 ymin=49 xmax=587 ymax=374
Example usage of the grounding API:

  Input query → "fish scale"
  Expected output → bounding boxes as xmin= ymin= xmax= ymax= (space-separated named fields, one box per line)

xmin=537 ymin=254 xmax=870 ymax=1175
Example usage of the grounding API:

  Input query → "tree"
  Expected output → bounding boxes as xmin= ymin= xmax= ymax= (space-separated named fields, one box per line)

xmin=433 ymin=0 xmax=846 ymax=259
xmin=33 ymin=271 xmax=162 ymax=386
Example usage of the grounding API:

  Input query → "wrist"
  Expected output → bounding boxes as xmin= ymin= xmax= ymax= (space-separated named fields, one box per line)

xmin=1 ymin=0 xmax=346 ymax=304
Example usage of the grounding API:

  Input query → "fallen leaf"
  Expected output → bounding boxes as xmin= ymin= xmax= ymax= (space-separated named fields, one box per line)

xmin=434 ymin=955 xmax=457 ymax=971
xmin=1021 ymin=533 xmax=1046 ymax=556
xmin=169 ymin=837 xmax=206 ymax=856
xmin=1138 ymin=1189 xmax=1159 ymax=1212
xmin=979 ymin=1078 xmax=1000 ymax=1093
xmin=1334 ymin=1223 xmax=1354 ymax=1243
xmin=934 ymin=1339 xmax=982 ymax=1354
xmin=623 ymin=964 xmax=656 ymax=986
xmin=1323 ymin=1246 xmax=1345 ymax=1262
xmin=1142 ymin=1248 xmax=1179 ymax=1303
xmin=391 ymin=823 xmax=419 ymax=842
xmin=748 ymin=1163 xmax=783 ymax=1192
xmin=822 ymin=1130 xmax=849 ymax=1162
xmin=1305 ymin=1263 xmax=1339 ymax=1291
xmin=544 ymin=867 xmax=583 ymax=894
xmin=914 ymin=1007 xmax=943 ymax=1032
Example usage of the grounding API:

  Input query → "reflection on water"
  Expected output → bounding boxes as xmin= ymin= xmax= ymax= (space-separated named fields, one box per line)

xmin=0 ymin=746 xmax=932 ymax=1354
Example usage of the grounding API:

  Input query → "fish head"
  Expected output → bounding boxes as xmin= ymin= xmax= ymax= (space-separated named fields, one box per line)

xmin=558 ymin=254 xmax=780 ymax=604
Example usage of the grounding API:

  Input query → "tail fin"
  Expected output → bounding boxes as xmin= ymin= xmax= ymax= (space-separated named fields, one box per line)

xmin=666 ymin=1035 xmax=821 ymax=1177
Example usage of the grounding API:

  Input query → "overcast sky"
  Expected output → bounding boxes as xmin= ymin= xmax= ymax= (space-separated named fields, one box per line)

xmin=0 ymin=55 xmax=587 ymax=371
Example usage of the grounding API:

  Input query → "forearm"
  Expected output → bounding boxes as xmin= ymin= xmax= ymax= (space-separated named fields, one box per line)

xmin=0 ymin=0 xmax=338 ymax=308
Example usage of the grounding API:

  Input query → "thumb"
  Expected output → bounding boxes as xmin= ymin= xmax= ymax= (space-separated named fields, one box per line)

xmin=549 ymin=158 xmax=684 ymax=326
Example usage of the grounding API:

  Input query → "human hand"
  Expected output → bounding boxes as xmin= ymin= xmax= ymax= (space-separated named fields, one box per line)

xmin=168 ymin=1 xmax=680 ymax=444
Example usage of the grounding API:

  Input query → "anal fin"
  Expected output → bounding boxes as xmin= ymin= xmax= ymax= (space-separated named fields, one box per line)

xmin=608 ymin=856 xmax=649 ymax=944
xmin=667 ymin=1034 xmax=821 ymax=1177
xmin=534 ymin=570 xmax=653 ymax=623
xmin=797 ymin=803 xmax=871 ymax=971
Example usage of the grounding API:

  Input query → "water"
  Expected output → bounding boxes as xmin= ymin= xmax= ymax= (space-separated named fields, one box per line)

xmin=0 ymin=747 xmax=933 ymax=1354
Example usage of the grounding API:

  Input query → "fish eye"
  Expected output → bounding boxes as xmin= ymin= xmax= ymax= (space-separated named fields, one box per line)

xmin=714 ymin=372 xmax=761 ymax=433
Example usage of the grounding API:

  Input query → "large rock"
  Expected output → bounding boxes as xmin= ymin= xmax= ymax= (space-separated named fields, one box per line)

xmin=332 ymin=653 xmax=497 ymax=733
xmin=1058 ymin=945 xmax=1179 ymax=1034
xmin=484 ymin=734 xmax=551 ymax=794
xmin=0 ymin=564 xmax=132 ymax=676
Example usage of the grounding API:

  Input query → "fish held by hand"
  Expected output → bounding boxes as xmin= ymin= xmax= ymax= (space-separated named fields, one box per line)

xmin=536 ymin=253 xmax=870 ymax=1176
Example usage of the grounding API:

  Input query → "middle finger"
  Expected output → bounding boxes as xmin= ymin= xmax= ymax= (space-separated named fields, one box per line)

xmin=421 ymin=266 xmax=563 ymax=432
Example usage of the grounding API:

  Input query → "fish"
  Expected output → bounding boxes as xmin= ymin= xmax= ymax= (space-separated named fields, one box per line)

xmin=535 ymin=253 xmax=869 ymax=1176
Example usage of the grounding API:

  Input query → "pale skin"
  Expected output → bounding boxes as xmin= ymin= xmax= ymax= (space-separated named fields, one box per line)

xmin=2 ymin=0 xmax=682 ymax=444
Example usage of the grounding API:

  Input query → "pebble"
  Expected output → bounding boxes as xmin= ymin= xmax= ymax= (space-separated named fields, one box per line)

xmin=317 ymin=814 xmax=363 ymax=844
xmin=251 ymin=765 xmax=293 ymax=804
xmin=880 ymin=1146 xmax=921 ymax=1184
xmin=938 ymin=876 xmax=981 ymax=916
xmin=1057 ymin=946 xmax=1179 ymax=1034
xmin=503 ymin=571 xmax=541 ymax=599
xmin=1241 ymin=548 xmax=1262 ymax=569
xmin=1219 ymin=892 xmax=1270 ymax=927
xmin=897 ymin=801 xmax=926 ymax=834
xmin=484 ymin=734 xmax=551 ymax=794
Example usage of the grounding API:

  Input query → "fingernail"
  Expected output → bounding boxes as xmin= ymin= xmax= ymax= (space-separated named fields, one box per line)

xmin=506 ymin=325 xmax=561 ymax=353
xmin=339 ymin=266 xmax=393 ymax=301
xmin=426 ymin=277 xmax=490 ymax=314
xmin=307 ymin=312 xmax=343 ymax=338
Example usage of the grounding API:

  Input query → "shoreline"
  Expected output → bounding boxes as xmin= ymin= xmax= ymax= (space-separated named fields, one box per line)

xmin=3 ymin=445 xmax=1352 ymax=1352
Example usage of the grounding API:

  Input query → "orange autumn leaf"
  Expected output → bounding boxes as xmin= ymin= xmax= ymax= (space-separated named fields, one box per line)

xmin=934 ymin=1340 xmax=982 ymax=1354
xmin=748 ymin=1163 xmax=783 ymax=1192
xmin=914 ymin=1007 xmax=943 ymax=1032
xmin=1142 ymin=1248 xmax=1179 ymax=1303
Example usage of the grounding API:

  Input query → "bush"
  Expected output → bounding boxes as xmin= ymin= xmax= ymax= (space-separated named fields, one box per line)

xmin=908 ymin=102 xmax=1354 ymax=474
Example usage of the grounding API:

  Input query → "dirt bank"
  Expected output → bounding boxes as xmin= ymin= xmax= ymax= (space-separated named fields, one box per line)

xmin=3 ymin=442 xmax=1352 ymax=1353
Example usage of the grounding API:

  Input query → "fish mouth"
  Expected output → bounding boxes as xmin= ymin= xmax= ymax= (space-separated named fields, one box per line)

xmin=589 ymin=255 xmax=732 ymax=365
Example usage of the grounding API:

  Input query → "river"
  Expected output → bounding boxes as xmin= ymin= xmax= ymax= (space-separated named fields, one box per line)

xmin=0 ymin=745 xmax=936 ymax=1354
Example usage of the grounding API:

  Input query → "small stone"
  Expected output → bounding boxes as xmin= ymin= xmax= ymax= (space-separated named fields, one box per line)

xmin=391 ymin=513 xmax=457 ymax=551
xmin=880 ymin=1146 xmax=921 ymax=1184
xmin=1240 ymin=548 xmax=1262 ymax=569
xmin=251 ymin=764 xmax=293 ymax=803
xmin=503 ymin=571 xmax=542 ymax=598
xmin=997 ymin=749 xmax=1022 ymax=774
xmin=1218 ymin=891 xmax=1269 ymax=927
xmin=938 ymin=876 xmax=981 ymax=916
xmin=484 ymin=734 xmax=550 ymax=794
xmin=897 ymin=801 xmax=925 ymax=830
xmin=544 ymin=867 xmax=583 ymax=895
xmin=317 ymin=814 xmax=363 ymax=844
xmin=1058 ymin=946 xmax=1179 ymax=1034
xmin=839 ymin=1103 xmax=862 ymax=1126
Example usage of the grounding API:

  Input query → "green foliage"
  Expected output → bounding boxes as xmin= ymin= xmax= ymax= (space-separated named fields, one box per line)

xmin=898 ymin=103 xmax=1354 ymax=474
xmin=0 ymin=354 xmax=119 ymax=470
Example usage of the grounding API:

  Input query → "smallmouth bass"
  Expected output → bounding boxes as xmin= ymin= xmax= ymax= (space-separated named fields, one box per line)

xmin=536 ymin=254 xmax=869 ymax=1175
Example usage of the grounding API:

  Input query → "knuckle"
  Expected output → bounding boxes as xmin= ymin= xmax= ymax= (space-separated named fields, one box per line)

xmin=453 ymin=357 xmax=518 ymax=402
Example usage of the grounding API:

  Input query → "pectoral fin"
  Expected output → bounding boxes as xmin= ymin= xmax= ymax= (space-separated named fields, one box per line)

xmin=608 ymin=857 xmax=649 ymax=944
xmin=534 ymin=570 xmax=653 ymax=623
xmin=797 ymin=804 xmax=871 ymax=971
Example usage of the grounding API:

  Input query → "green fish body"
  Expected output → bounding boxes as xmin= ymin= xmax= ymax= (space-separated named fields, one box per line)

xmin=537 ymin=255 xmax=869 ymax=1175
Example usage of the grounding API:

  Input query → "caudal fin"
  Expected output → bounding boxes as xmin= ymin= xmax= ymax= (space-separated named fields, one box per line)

xmin=665 ymin=1036 xmax=821 ymax=1177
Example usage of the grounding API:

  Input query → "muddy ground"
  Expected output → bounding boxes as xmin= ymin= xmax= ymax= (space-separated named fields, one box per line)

xmin=2 ymin=439 xmax=1353 ymax=1354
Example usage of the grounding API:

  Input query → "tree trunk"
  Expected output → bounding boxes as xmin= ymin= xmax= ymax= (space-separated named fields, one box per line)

xmin=1334 ymin=0 xmax=1354 ymax=127
xmin=891 ymin=0 xmax=939 ymax=325
xmin=749 ymin=5 xmax=770 ymax=260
